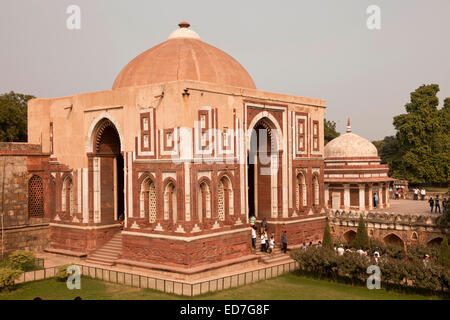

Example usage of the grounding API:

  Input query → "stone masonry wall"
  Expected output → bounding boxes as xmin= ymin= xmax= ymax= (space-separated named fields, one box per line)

xmin=0 ymin=143 xmax=50 ymax=255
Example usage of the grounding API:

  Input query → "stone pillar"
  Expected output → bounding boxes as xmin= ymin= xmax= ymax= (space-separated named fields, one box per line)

xmin=358 ymin=184 xmax=365 ymax=211
xmin=324 ymin=183 xmax=329 ymax=208
xmin=343 ymin=184 xmax=350 ymax=210
xmin=368 ymin=183 xmax=373 ymax=210
xmin=385 ymin=184 xmax=390 ymax=208
xmin=378 ymin=183 xmax=384 ymax=208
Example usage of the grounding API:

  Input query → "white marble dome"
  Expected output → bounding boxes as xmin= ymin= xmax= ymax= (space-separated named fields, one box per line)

xmin=325 ymin=126 xmax=378 ymax=159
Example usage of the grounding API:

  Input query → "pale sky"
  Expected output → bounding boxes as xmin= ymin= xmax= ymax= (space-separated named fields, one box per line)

xmin=1 ymin=0 xmax=449 ymax=140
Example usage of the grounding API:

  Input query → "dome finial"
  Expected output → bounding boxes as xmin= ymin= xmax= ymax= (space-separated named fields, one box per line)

xmin=168 ymin=21 xmax=200 ymax=40
xmin=346 ymin=118 xmax=351 ymax=133
xmin=178 ymin=21 xmax=190 ymax=29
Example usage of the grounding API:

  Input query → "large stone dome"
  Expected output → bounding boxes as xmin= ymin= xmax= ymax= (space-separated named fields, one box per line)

xmin=324 ymin=121 xmax=378 ymax=158
xmin=112 ymin=22 xmax=256 ymax=90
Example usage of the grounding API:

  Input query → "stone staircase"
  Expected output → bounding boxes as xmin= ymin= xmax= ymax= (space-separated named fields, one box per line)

xmin=85 ymin=232 xmax=122 ymax=266
xmin=254 ymin=246 xmax=293 ymax=265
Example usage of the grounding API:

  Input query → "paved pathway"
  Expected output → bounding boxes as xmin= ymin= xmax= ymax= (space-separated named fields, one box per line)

xmin=371 ymin=199 xmax=444 ymax=216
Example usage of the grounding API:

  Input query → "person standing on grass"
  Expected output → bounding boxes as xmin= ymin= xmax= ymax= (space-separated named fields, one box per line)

xmin=429 ymin=196 xmax=434 ymax=213
xmin=420 ymin=187 xmax=426 ymax=201
xmin=281 ymin=231 xmax=287 ymax=254
xmin=434 ymin=195 xmax=441 ymax=214
xmin=251 ymin=226 xmax=257 ymax=250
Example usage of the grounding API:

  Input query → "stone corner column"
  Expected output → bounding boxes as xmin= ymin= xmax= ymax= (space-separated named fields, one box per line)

xmin=343 ymin=184 xmax=350 ymax=210
xmin=358 ymin=183 xmax=365 ymax=211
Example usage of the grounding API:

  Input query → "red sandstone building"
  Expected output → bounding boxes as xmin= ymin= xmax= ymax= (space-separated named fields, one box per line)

xmin=324 ymin=120 xmax=393 ymax=211
xmin=24 ymin=23 xmax=327 ymax=270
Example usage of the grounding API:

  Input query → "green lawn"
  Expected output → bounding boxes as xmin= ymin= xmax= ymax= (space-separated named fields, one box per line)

xmin=0 ymin=273 xmax=443 ymax=300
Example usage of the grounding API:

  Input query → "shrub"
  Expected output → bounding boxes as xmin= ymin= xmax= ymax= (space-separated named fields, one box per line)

xmin=338 ymin=253 xmax=371 ymax=285
xmin=439 ymin=236 xmax=450 ymax=267
xmin=0 ymin=267 xmax=23 ymax=291
xmin=56 ymin=264 xmax=72 ymax=282
xmin=8 ymin=250 xmax=35 ymax=271
xmin=293 ymin=246 xmax=449 ymax=294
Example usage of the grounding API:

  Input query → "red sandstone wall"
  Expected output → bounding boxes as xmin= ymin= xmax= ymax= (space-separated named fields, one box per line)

xmin=121 ymin=230 xmax=252 ymax=269
xmin=50 ymin=225 xmax=120 ymax=253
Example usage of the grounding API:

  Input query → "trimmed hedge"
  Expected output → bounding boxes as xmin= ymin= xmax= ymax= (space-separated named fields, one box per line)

xmin=291 ymin=247 xmax=450 ymax=293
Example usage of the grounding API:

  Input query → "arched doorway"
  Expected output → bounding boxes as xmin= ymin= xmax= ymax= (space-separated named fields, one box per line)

xmin=383 ymin=234 xmax=404 ymax=248
xmin=92 ymin=119 xmax=124 ymax=223
xmin=427 ymin=237 xmax=443 ymax=247
xmin=247 ymin=117 xmax=278 ymax=220
xmin=343 ymin=230 xmax=356 ymax=245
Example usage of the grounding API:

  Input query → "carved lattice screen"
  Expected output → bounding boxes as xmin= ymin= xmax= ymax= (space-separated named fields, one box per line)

xmin=28 ymin=175 xmax=44 ymax=218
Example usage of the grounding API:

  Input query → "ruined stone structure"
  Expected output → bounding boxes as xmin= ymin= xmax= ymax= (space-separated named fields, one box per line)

xmin=0 ymin=143 xmax=50 ymax=255
xmin=324 ymin=120 xmax=393 ymax=211
xmin=328 ymin=209 xmax=446 ymax=248
xmin=24 ymin=22 xmax=327 ymax=270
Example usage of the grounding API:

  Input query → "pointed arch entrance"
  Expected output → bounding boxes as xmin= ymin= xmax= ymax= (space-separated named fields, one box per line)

xmin=247 ymin=117 xmax=280 ymax=220
xmin=91 ymin=118 xmax=124 ymax=223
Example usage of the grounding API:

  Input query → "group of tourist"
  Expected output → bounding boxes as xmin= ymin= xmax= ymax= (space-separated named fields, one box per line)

xmin=393 ymin=187 xmax=405 ymax=200
xmin=250 ymin=216 xmax=288 ymax=258
xmin=412 ymin=187 xmax=427 ymax=200
xmin=428 ymin=195 xmax=447 ymax=214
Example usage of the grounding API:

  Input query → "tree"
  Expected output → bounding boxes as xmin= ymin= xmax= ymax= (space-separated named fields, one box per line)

xmin=324 ymin=119 xmax=340 ymax=145
xmin=439 ymin=235 xmax=449 ymax=267
xmin=372 ymin=135 xmax=400 ymax=165
xmin=391 ymin=84 xmax=449 ymax=184
xmin=0 ymin=91 xmax=34 ymax=142
xmin=322 ymin=221 xmax=333 ymax=250
xmin=353 ymin=215 xmax=370 ymax=250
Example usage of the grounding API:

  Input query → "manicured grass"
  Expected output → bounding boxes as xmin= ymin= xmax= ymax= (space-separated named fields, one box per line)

xmin=0 ymin=273 xmax=443 ymax=300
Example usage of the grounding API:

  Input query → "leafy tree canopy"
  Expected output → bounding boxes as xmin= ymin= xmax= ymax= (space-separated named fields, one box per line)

xmin=0 ymin=91 xmax=34 ymax=142
xmin=324 ymin=119 xmax=340 ymax=145
xmin=377 ymin=84 xmax=449 ymax=185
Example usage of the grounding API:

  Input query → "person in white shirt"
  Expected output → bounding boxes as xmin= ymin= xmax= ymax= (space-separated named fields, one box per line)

xmin=269 ymin=236 xmax=275 ymax=258
xmin=373 ymin=249 xmax=380 ymax=264
xmin=251 ymin=226 xmax=257 ymax=250
xmin=420 ymin=188 xmax=426 ymax=201
xmin=414 ymin=188 xmax=419 ymax=200
xmin=356 ymin=247 xmax=365 ymax=256
xmin=260 ymin=234 xmax=266 ymax=253
xmin=337 ymin=244 xmax=345 ymax=256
